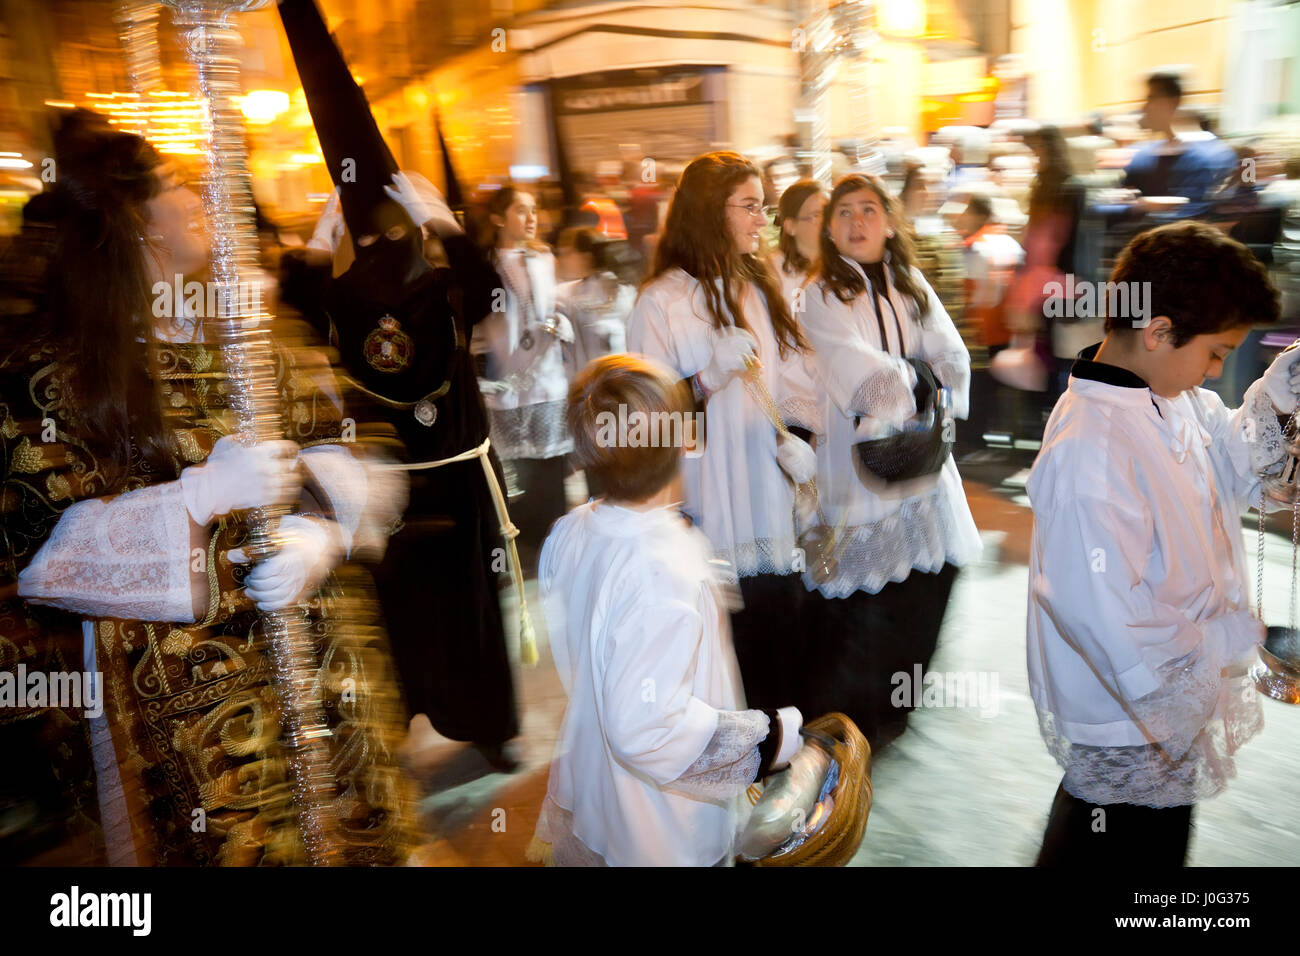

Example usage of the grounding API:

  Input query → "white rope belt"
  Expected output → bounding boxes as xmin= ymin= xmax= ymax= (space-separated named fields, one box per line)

xmin=385 ymin=436 xmax=537 ymax=665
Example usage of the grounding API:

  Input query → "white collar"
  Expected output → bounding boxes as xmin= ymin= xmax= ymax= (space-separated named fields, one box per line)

xmin=586 ymin=499 xmax=685 ymax=537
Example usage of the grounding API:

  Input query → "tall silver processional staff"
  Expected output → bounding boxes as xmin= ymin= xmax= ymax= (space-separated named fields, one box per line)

xmin=794 ymin=0 xmax=877 ymax=187
xmin=116 ymin=0 xmax=340 ymax=865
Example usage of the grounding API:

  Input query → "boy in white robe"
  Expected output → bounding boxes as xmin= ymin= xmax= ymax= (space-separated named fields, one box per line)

xmin=529 ymin=354 xmax=803 ymax=866
xmin=1027 ymin=220 xmax=1300 ymax=865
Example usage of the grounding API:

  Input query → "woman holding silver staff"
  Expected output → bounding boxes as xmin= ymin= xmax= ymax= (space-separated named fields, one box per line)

xmin=0 ymin=108 xmax=417 ymax=865
xmin=798 ymin=173 xmax=982 ymax=749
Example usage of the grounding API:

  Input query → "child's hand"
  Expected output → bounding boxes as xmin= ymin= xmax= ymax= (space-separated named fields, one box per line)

xmin=1261 ymin=343 xmax=1300 ymax=414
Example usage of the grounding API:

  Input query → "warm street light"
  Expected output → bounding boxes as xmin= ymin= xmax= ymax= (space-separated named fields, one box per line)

xmin=241 ymin=89 xmax=290 ymax=125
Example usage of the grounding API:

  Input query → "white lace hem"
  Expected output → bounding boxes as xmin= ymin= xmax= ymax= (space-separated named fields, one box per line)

xmin=806 ymin=486 xmax=982 ymax=597
xmin=1036 ymin=680 xmax=1264 ymax=808
xmin=717 ymin=536 xmax=804 ymax=579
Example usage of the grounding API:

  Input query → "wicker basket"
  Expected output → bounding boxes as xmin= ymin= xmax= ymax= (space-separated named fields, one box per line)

xmin=753 ymin=712 xmax=873 ymax=867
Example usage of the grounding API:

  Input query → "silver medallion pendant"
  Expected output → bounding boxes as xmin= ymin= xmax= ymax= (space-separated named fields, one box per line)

xmin=519 ymin=328 xmax=535 ymax=351
xmin=414 ymin=399 xmax=438 ymax=427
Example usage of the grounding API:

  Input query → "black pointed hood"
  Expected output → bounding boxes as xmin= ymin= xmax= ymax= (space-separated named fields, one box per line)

xmin=278 ymin=0 xmax=424 ymax=285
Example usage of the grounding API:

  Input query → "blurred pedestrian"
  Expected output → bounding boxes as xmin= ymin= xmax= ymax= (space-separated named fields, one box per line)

xmin=475 ymin=185 xmax=576 ymax=568
xmin=772 ymin=178 xmax=827 ymax=302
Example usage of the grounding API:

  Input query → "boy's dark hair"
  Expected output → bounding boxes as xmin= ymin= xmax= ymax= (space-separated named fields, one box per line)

xmin=1105 ymin=220 xmax=1280 ymax=345
xmin=964 ymin=193 xmax=993 ymax=222
xmin=1147 ymin=71 xmax=1182 ymax=103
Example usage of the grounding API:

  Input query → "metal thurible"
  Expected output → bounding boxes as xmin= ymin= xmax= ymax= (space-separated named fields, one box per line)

xmin=146 ymin=0 xmax=342 ymax=864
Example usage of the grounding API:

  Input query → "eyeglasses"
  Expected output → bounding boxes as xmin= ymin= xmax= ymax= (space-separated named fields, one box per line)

xmin=727 ymin=202 xmax=773 ymax=219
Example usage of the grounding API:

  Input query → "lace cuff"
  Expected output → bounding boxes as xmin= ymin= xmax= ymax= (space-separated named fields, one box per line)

xmin=778 ymin=396 xmax=824 ymax=437
xmin=665 ymin=708 xmax=769 ymax=801
xmin=1128 ymin=646 xmax=1219 ymax=763
xmin=17 ymin=480 xmax=196 ymax=622
xmin=1240 ymin=377 xmax=1288 ymax=478
xmin=850 ymin=362 xmax=917 ymax=428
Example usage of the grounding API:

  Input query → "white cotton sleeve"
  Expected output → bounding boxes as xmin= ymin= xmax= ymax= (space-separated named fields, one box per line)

xmin=601 ymin=597 xmax=722 ymax=785
xmin=665 ymin=708 xmax=769 ymax=800
xmin=299 ymin=445 xmax=409 ymax=563
xmin=17 ymin=480 xmax=197 ymax=623
xmin=1032 ymin=491 xmax=1264 ymax=711
xmin=626 ymin=288 xmax=683 ymax=374
xmin=298 ymin=444 xmax=366 ymax=556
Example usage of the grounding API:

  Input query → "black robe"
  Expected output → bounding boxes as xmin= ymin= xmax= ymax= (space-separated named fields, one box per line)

xmin=278 ymin=0 xmax=517 ymax=744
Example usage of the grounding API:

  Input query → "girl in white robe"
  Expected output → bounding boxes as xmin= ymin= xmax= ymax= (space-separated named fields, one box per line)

xmin=626 ymin=151 xmax=822 ymax=720
xmin=473 ymin=186 xmax=575 ymax=563
xmin=797 ymin=174 xmax=982 ymax=748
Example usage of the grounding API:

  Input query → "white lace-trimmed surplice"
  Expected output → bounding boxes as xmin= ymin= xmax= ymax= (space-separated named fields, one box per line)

xmin=474 ymin=247 xmax=572 ymax=461
xmin=534 ymin=501 xmax=773 ymax=866
xmin=798 ymin=256 xmax=982 ymax=597
xmin=1027 ymin=366 xmax=1286 ymax=807
xmin=626 ymin=268 xmax=820 ymax=578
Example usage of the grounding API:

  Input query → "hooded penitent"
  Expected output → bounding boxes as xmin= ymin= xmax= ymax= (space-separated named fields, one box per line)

xmin=278 ymin=0 xmax=451 ymax=407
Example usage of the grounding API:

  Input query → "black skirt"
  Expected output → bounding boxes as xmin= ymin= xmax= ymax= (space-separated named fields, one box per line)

xmin=729 ymin=573 xmax=809 ymax=714
xmin=800 ymin=563 xmax=959 ymax=749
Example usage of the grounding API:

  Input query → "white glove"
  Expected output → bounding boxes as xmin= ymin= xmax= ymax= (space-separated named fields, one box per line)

xmin=227 ymin=514 xmax=343 ymax=612
xmin=697 ymin=327 xmax=758 ymax=394
xmin=479 ymin=378 xmax=511 ymax=396
xmin=180 ymin=437 xmax=300 ymax=526
xmin=547 ymin=313 xmax=575 ymax=345
xmin=383 ymin=170 xmax=461 ymax=237
xmin=1260 ymin=343 xmax=1300 ymax=414
xmin=306 ymin=188 xmax=345 ymax=255
xmin=776 ymin=433 xmax=817 ymax=485
xmin=771 ymin=706 xmax=803 ymax=771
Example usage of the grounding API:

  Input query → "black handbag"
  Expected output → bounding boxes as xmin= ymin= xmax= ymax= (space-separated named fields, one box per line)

xmin=852 ymin=357 xmax=953 ymax=485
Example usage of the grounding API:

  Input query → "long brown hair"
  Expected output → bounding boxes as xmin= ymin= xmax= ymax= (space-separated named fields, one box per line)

xmin=648 ymin=151 xmax=807 ymax=357
xmin=42 ymin=110 xmax=178 ymax=486
xmin=775 ymin=178 xmax=823 ymax=277
xmin=815 ymin=173 xmax=928 ymax=322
